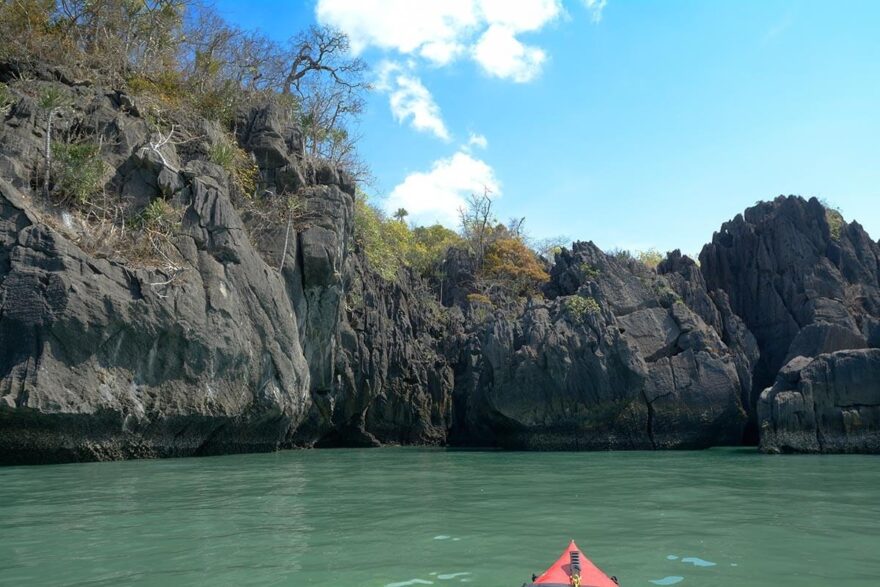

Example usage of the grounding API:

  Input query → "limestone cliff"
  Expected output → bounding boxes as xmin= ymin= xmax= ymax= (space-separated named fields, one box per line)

xmin=701 ymin=196 xmax=880 ymax=452
xmin=1 ymin=71 xmax=878 ymax=464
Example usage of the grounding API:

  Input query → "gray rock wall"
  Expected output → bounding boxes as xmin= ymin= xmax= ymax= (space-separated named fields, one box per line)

xmin=2 ymin=73 xmax=879 ymax=463
xmin=700 ymin=196 xmax=880 ymax=451
xmin=451 ymin=242 xmax=749 ymax=450
xmin=758 ymin=350 xmax=880 ymax=453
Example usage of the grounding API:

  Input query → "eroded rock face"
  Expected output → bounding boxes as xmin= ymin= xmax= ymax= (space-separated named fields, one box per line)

xmin=700 ymin=196 xmax=880 ymax=399
xmin=0 ymin=173 xmax=312 ymax=464
xmin=700 ymin=196 xmax=880 ymax=449
xmin=0 ymin=79 xmax=326 ymax=464
xmin=452 ymin=242 xmax=750 ymax=449
xmin=303 ymin=257 xmax=459 ymax=447
xmin=758 ymin=350 xmax=880 ymax=453
xmin=3 ymin=74 xmax=879 ymax=463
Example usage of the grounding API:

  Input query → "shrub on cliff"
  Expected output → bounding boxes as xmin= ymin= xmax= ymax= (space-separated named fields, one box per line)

xmin=354 ymin=195 xmax=411 ymax=281
xmin=411 ymin=224 xmax=463 ymax=277
xmin=51 ymin=141 xmax=109 ymax=206
xmin=564 ymin=295 xmax=601 ymax=323
xmin=455 ymin=191 xmax=549 ymax=302
xmin=819 ymin=199 xmax=845 ymax=241
xmin=353 ymin=197 xmax=466 ymax=283
xmin=637 ymin=248 xmax=664 ymax=268
xmin=482 ymin=237 xmax=550 ymax=297
xmin=208 ymin=135 xmax=259 ymax=197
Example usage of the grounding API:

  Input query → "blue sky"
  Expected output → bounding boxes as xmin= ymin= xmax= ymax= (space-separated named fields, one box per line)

xmin=215 ymin=0 xmax=880 ymax=256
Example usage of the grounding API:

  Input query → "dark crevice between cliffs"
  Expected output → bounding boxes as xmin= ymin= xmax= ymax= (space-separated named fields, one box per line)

xmin=642 ymin=391 xmax=657 ymax=450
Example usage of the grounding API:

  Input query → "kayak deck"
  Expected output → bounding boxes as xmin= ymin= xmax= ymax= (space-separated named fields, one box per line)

xmin=525 ymin=540 xmax=618 ymax=587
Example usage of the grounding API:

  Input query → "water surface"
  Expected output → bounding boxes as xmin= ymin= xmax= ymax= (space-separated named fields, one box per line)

xmin=1 ymin=448 xmax=878 ymax=586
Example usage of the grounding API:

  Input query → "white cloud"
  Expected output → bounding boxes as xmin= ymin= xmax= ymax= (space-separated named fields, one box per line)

xmin=467 ymin=132 xmax=488 ymax=149
xmin=316 ymin=0 xmax=480 ymax=64
xmin=472 ymin=25 xmax=546 ymax=83
xmin=477 ymin=0 xmax=563 ymax=33
xmin=582 ymin=0 xmax=607 ymax=23
xmin=316 ymin=0 xmax=564 ymax=82
xmin=385 ymin=151 xmax=501 ymax=227
xmin=377 ymin=62 xmax=450 ymax=140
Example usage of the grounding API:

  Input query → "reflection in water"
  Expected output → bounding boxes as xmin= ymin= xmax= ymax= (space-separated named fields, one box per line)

xmin=1 ymin=448 xmax=880 ymax=586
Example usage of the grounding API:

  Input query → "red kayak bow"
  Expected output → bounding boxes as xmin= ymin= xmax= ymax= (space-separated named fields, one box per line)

xmin=526 ymin=540 xmax=618 ymax=587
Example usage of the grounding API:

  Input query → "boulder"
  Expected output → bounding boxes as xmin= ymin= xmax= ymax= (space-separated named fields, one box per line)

xmin=758 ymin=350 xmax=880 ymax=453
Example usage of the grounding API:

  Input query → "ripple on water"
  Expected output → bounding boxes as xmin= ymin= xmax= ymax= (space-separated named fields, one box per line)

xmin=650 ymin=576 xmax=684 ymax=585
xmin=437 ymin=572 xmax=470 ymax=579
xmin=385 ymin=580 xmax=434 ymax=587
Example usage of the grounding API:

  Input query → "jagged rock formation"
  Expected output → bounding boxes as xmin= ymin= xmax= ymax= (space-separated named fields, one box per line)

xmin=700 ymin=196 xmax=880 ymax=451
xmin=1 ymin=72 xmax=878 ymax=464
xmin=0 ymin=74 xmax=339 ymax=464
xmin=451 ymin=242 xmax=750 ymax=449
xmin=318 ymin=258 xmax=459 ymax=447
xmin=0 ymin=159 xmax=316 ymax=464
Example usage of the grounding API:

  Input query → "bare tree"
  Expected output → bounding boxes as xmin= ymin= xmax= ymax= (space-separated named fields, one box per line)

xmin=458 ymin=188 xmax=496 ymax=270
xmin=282 ymin=25 xmax=367 ymax=95
xmin=282 ymin=26 xmax=370 ymax=181
xmin=507 ymin=216 xmax=526 ymax=238
xmin=532 ymin=235 xmax=570 ymax=264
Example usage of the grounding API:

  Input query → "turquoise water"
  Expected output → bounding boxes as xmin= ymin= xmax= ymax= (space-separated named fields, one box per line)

xmin=1 ymin=448 xmax=878 ymax=586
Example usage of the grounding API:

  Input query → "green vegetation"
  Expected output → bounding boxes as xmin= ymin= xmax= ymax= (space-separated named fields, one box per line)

xmin=817 ymin=199 xmax=845 ymax=241
xmin=826 ymin=208 xmax=844 ymax=240
xmin=352 ymin=190 xmax=549 ymax=304
xmin=353 ymin=194 xmax=467 ymax=283
xmin=466 ymin=293 xmax=494 ymax=322
xmin=0 ymin=82 xmax=14 ymax=114
xmin=0 ymin=0 xmax=368 ymax=179
xmin=51 ymin=141 xmax=107 ymax=206
xmin=353 ymin=195 xmax=412 ymax=281
xmin=410 ymin=224 xmax=462 ymax=276
xmin=652 ymin=280 xmax=682 ymax=304
xmin=209 ymin=135 xmax=259 ymax=196
xmin=564 ymin=295 xmax=601 ymax=323
xmin=130 ymin=199 xmax=179 ymax=233
xmin=636 ymin=248 xmax=663 ymax=269
xmin=578 ymin=262 xmax=600 ymax=279
xmin=483 ymin=237 xmax=550 ymax=297
xmin=608 ymin=248 xmax=634 ymax=263
xmin=608 ymin=247 xmax=664 ymax=269
xmin=37 ymin=86 xmax=68 ymax=111
xmin=457 ymin=191 xmax=549 ymax=302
